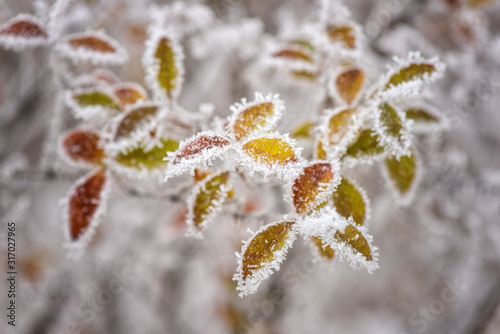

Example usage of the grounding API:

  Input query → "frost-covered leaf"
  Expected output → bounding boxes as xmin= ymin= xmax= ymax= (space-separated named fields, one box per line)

xmin=342 ymin=129 xmax=385 ymax=166
xmin=64 ymin=168 xmax=109 ymax=251
xmin=296 ymin=207 xmax=378 ymax=272
xmin=332 ymin=178 xmax=369 ymax=226
xmin=319 ymin=107 xmax=364 ymax=158
xmin=292 ymin=162 xmax=340 ymax=215
xmin=58 ymin=31 xmax=128 ymax=65
xmin=334 ymin=224 xmax=373 ymax=262
xmin=165 ymin=131 xmax=231 ymax=180
xmin=310 ymin=236 xmax=335 ymax=260
xmin=383 ymin=149 xmax=419 ymax=204
xmin=113 ymin=83 xmax=147 ymax=108
xmin=0 ymin=14 xmax=48 ymax=51
xmin=374 ymin=103 xmax=411 ymax=157
xmin=234 ymin=221 xmax=296 ymax=297
xmin=228 ymin=93 xmax=284 ymax=141
xmin=143 ymin=31 xmax=184 ymax=102
xmin=113 ymin=138 xmax=179 ymax=171
xmin=66 ymin=89 xmax=121 ymax=119
xmin=61 ymin=129 xmax=104 ymax=166
xmin=333 ymin=67 xmax=365 ymax=105
xmin=112 ymin=103 xmax=159 ymax=142
xmin=186 ymin=171 xmax=231 ymax=238
xmin=379 ymin=52 xmax=445 ymax=99
xmin=327 ymin=25 xmax=357 ymax=49
xmin=238 ymin=133 xmax=305 ymax=182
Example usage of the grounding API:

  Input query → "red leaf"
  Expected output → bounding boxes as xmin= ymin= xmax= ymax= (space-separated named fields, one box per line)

xmin=0 ymin=17 xmax=47 ymax=38
xmin=67 ymin=169 xmax=107 ymax=241
xmin=174 ymin=134 xmax=230 ymax=164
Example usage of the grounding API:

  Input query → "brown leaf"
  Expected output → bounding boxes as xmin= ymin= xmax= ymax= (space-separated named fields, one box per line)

xmin=0 ymin=16 xmax=47 ymax=38
xmin=311 ymin=236 xmax=335 ymax=260
xmin=292 ymin=162 xmax=336 ymax=215
xmin=327 ymin=25 xmax=356 ymax=49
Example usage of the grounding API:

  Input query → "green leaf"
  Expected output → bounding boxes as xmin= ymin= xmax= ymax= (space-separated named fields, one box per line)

xmin=344 ymin=130 xmax=384 ymax=159
xmin=332 ymin=178 xmax=367 ymax=226
xmin=114 ymin=138 xmax=179 ymax=170
xmin=73 ymin=91 xmax=120 ymax=110
xmin=385 ymin=63 xmax=436 ymax=89
xmin=384 ymin=149 xmax=417 ymax=196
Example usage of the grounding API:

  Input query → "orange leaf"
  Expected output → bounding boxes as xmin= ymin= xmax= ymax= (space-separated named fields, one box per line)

xmin=334 ymin=67 xmax=364 ymax=105
xmin=272 ymin=48 xmax=313 ymax=63
xmin=229 ymin=94 xmax=284 ymax=141
xmin=59 ymin=31 xmax=127 ymax=64
xmin=292 ymin=162 xmax=337 ymax=215
xmin=113 ymin=83 xmax=147 ymax=108
xmin=62 ymin=130 xmax=104 ymax=165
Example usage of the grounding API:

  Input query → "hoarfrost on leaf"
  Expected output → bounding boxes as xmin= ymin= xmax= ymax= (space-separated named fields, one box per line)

xmin=234 ymin=221 xmax=297 ymax=297
xmin=0 ymin=13 xmax=48 ymax=51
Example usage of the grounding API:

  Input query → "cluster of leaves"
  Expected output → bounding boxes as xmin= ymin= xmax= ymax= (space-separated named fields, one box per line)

xmin=1 ymin=0 xmax=447 ymax=297
xmin=162 ymin=3 xmax=446 ymax=296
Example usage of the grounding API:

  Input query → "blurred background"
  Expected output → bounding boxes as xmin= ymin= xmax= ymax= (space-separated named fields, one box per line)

xmin=1 ymin=0 xmax=500 ymax=333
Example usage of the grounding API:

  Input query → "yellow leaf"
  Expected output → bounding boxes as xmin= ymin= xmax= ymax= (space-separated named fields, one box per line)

xmin=292 ymin=162 xmax=337 ymax=215
xmin=466 ymin=0 xmax=496 ymax=8
xmin=315 ymin=140 xmax=327 ymax=160
xmin=335 ymin=67 xmax=364 ymax=105
xmin=311 ymin=236 xmax=335 ymax=260
xmin=326 ymin=108 xmax=358 ymax=146
xmin=242 ymin=137 xmax=298 ymax=165
xmin=291 ymin=121 xmax=314 ymax=139
xmin=334 ymin=225 xmax=372 ymax=261
xmin=232 ymin=102 xmax=275 ymax=141
xmin=332 ymin=178 xmax=367 ymax=226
